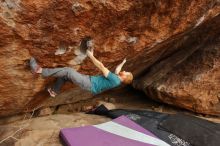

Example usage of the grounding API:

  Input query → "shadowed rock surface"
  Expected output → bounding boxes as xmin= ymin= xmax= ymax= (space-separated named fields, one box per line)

xmin=0 ymin=0 xmax=220 ymax=116
xmin=133 ymin=15 xmax=220 ymax=115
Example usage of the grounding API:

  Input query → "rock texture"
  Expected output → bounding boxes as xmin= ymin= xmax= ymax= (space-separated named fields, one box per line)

xmin=0 ymin=0 xmax=220 ymax=116
xmin=133 ymin=15 xmax=220 ymax=115
xmin=134 ymin=33 xmax=220 ymax=115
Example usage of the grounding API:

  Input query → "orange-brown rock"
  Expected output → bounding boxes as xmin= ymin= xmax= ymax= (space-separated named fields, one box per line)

xmin=133 ymin=13 xmax=220 ymax=115
xmin=0 ymin=0 xmax=219 ymax=117
xmin=134 ymin=33 xmax=220 ymax=115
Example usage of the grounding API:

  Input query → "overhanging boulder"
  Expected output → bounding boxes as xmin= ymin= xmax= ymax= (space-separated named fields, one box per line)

xmin=0 ymin=0 xmax=219 ymax=117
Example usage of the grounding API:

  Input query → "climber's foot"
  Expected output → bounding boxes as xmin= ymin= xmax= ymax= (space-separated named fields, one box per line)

xmin=29 ymin=57 xmax=42 ymax=74
xmin=47 ymin=88 xmax=57 ymax=98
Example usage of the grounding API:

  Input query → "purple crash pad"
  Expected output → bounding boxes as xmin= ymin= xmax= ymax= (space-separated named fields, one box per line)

xmin=60 ymin=116 xmax=169 ymax=146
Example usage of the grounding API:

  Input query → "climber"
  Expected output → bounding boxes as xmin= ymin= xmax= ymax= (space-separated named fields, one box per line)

xmin=29 ymin=40 xmax=133 ymax=97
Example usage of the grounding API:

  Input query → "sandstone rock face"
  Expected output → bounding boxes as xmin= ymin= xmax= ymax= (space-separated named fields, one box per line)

xmin=134 ymin=35 xmax=220 ymax=115
xmin=0 ymin=0 xmax=220 ymax=116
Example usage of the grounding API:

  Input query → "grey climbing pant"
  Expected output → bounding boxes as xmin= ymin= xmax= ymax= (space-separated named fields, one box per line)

xmin=42 ymin=67 xmax=92 ymax=93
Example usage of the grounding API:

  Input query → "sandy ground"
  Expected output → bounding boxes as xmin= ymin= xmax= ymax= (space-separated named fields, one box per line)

xmin=0 ymin=113 xmax=110 ymax=146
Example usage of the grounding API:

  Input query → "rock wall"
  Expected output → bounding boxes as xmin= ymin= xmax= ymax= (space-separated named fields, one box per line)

xmin=0 ymin=0 xmax=219 ymax=117
xmin=133 ymin=14 xmax=220 ymax=115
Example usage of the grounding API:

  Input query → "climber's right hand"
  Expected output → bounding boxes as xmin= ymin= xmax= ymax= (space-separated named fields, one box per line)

xmin=87 ymin=48 xmax=94 ymax=56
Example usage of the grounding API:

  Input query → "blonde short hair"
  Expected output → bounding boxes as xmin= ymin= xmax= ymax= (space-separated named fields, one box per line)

xmin=123 ymin=72 xmax=133 ymax=84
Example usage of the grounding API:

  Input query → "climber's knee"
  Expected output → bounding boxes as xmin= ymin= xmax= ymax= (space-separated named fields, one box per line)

xmin=63 ymin=67 xmax=75 ymax=79
xmin=63 ymin=67 xmax=73 ymax=74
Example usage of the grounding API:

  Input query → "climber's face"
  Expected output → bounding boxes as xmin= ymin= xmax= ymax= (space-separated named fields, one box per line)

xmin=119 ymin=71 xmax=133 ymax=84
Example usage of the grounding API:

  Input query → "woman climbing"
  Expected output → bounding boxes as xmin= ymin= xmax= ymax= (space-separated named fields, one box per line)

xmin=29 ymin=38 xmax=133 ymax=97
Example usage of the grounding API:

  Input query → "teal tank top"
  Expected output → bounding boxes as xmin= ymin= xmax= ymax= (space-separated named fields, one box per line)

xmin=90 ymin=72 xmax=121 ymax=95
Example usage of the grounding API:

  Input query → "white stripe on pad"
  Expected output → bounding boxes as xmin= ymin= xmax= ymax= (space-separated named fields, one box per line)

xmin=94 ymin=121 xmax=170 ymax=146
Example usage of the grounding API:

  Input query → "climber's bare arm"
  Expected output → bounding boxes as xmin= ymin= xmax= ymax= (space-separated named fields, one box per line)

xmin=115 ymin=58 xmax=126 ymax=75
xmin=87 ymin=49 xmax=109 ymax=77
